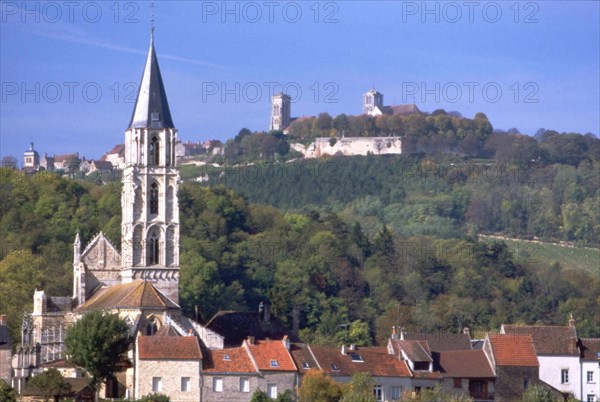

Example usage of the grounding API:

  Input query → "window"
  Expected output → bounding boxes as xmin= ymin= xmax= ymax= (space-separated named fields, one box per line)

xmin=181 ymin=377 xmax=190 ymax=392
xmin=150 ymin=182 xmax=159 ymax=214
xmin=331 ymin=363 xmax=339 ymax=371
xmin=149 ymin=136 xmax=159 ymax=165
xmin=151 ymin=112 xmax=160 ymax=121
xmin=588 ymin=371 xmax=594 ymax=383
xmin=270 ymin=359 xmax=279 ymax=367
xmin=302 ymin=361 xmax=310 ymax=369
xmin=146 ymin=318 xmax=158 ymax=336
xmin=373 ymin=385 xmax=383 ymax=401
xmin=350 ymin=353 xmax=364 ymax=362
xmin=213 ymin=377 xmax=223 ymax=392
xmin=152 ymin=377 xmax=162 ymax=392
xmin=391 ymin=386 xmax=402 ymax=400
xmin=587 ymin=395 xmax=596 ymax=402
xmin=223 ymin=354 xmax=231 ymax=361
xmin=240 ymin=377 xmax=249 ymax=393
xmin=414 ymin=361 xmax=429 ymax=371
xmin=267 ymin=384 xmax=277 ymax=399
xmin=561 ymin=369 xmax=569 ymax=384
xmin=524 ymin=377 xmax=529 ymax=390
xmin=454 ymin=378 xmax=462 ymax=388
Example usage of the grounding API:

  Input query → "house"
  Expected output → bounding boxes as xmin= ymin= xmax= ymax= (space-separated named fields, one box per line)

xmin=79 ymin=160 xmax=114 ymax=175
xmin=100 ymin=144 xmax=126 ymax=169
xmin=580 ymin=338 xmax=600 ymax=402
xmin=136 ymin=336 xmax=202 ymax=401
xmin=501 ymin=318 xmax=581 ymax=398
xmin=21 ymin=376 xmax=94 ymax=401
xmin=483 ymin=334 xmax=549 ymax=402
xmin=308 ymin=344 xmax=412 ymax=401
xmin=53 ymin=153 xmax=81 ymax=173
xmin=202 ymin=346 xmax=258 ymax=402
xmin=40 ymin=153 xmax=55 ymax=171
xmin=388 ymin=338 xmax=442 ymax=391
xmin=437 ymin=349 xmax=495 ymax=400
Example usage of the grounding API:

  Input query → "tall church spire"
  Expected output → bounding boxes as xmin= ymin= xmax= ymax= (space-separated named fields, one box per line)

xmin=129 ymin=30 xmax=174 ymax=129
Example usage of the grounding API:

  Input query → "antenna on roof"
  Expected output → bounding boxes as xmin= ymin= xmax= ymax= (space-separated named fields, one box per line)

xmin=150 ymin=1 xmax=155 ymax=39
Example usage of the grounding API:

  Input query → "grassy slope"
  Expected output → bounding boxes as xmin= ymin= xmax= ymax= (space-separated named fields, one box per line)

xmin=480 ymin=235 xmax=600 ymax=275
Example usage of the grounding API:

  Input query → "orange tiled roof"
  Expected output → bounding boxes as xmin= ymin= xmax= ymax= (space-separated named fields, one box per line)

xmin=76 ymin=281 xmax=179 ymax=312
xmin=244 ymin=339 xmax=297 ymax=371
xmin=138 ymin=336 xmax=202 ymax=360
xmin=310 ymin=345 xmax=412 ymax=377
xmin=203 ymin=348 xmax=256 ymax=373
xmin=489 ymin=334 xmax=539 ymax=367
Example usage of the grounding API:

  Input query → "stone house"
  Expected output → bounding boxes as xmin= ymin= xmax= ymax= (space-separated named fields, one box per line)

xmin=501 ymin=319 xmax=581 ymax=399
xmin=202 ymin=337 xmax=297 ymax=401
xmin=136 ymin=336 xmax=202 ymax=402
xmin=483 ymin=334 xmax=544 ymax=402
xmin=100 ymin=144 xmax=126 ymax=169
xmin=437 ymin=349 xmax=495 ymax=401
xmin=308 ymin=344 xmax=412 ymax=402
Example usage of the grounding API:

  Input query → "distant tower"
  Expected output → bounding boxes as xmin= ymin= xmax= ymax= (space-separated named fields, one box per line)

xmin=270 ymin=93 xmax=291 ymax=131
xmin=23 ymin=142 xmax=39 ymax=170
xmin=363 ymin=89 xmax=384 ymax=115
xmin=120 ymin=29 xmax=180 ymax=303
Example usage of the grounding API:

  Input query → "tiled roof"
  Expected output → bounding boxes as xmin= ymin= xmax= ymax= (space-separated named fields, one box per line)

xmin=244 ymin=339 xmax=297 ymax=372
xmin=76 ymin=281 xmax=179 ymax=312
xmin=155 ymin=324 xmax=180 ymax=336
xmin=205 ymin=311 xmax=300 ymax=347
xmin=47 ymin=297 xmax=72 ymax=312
xmin=138 ymin=336 xmax=202 ymax=360
xmin=404 ymin=332 xmax=472 ymax=352
xmin=580 ymin=338 xmax=600 ymax=361
xmin=501 ymin=324 xmax=578 ymax=356
xmin=437 ymin=350 xmax=494 ymax=378
xmin=290 ymin=342 xmax=320 ymax=373
xmin=309 ymin=345 xmax=412 ymax=378
xmin=91 ymin=160 xmax=114 ymax=170
xmin=489 ymin=334 xmax=539 ymax=367
xmin=54 ymin=153 xmax=80 ymax=163
xmin=390 ymin=104 xmax=421 ymax=115
xmin=203 ymin=347 xmax=256 ymax=373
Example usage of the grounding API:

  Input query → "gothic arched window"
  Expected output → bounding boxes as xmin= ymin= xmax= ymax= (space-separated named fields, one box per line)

xmin=149 ymin=136 xmax=159 ymax=165
xmin=149 ymin=231 xmax=159 ymax=265
xmin=150 ymin=182 xmax=159 ymax=215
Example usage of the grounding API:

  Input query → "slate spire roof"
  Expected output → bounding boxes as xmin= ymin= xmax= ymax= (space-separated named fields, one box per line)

xmin=129 ymin=30 xmax=174 ymax=129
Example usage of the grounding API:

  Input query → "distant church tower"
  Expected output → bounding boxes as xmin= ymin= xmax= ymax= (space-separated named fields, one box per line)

xmin=363 ymin=89 xmax=383 ymax=115
xmin=23 ymin=142 xmax=39 ymax=170
xmin=121 ymin=28 xmax=180 ymax=303
xmin=270 ymin=92 xmax=291 ymax=131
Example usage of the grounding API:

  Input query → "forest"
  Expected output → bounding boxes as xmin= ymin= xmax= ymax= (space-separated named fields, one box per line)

xmin=1 ymin=161 xmax=598 ymax=348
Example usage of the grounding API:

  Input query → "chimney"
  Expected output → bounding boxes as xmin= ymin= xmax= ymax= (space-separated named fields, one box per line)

xmin=188 ymin=329 xmax=193 ymax=337
xmin=400 ymin=327 xmax=407 ymax=341
xmin=568 ymin=314 xmax=575 ymax=327
xmin=341 ymin=345 xmax=347 ymax=355
xmin=282 ymin=335 xmax=290 ymax=350
xmin=349 ymin=344 xmax=355 ymax=351
xmin=463 ymin=327 xmax=471 ymax=337
xmin=248 ymin=336 xmax=255 ymax=345
xmin=264 ymin=303 xmax=271 ymax=325
xmin=0 ymin=315 xmax=5 ymax=325
xmin=391 ymin=326 xmax=398 ymax=339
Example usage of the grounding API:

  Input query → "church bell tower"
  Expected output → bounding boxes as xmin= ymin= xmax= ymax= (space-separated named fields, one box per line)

xmin=121 ymin=28 xmax=180 ymax=303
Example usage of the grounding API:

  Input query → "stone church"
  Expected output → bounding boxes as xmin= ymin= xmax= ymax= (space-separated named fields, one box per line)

xmin=11 ymin=29 xmax=226 ymax=397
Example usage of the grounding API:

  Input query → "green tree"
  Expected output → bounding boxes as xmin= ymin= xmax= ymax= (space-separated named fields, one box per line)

xmin=27 ymin=368 xmax=72 ymax=402
xmin=298 ymin=369 xmax=341 ymax=402
xmin=64 ymin=311 xmax=133 ymax=402
xmin=250 ymin=389 xmax=272 ymax=402
xmin=0 ymin=379 xmax=17 ymax=402
xmin=521 ymin=384 xmax=560 ymax=402
xmin=340 ymin=373 xmax=375 ymax=402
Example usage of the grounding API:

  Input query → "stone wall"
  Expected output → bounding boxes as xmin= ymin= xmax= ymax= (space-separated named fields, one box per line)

xmin=136 ymin=359 xmax=201 ymax=402
xmin=202 ymin=372 xmax=296 ymax=402
xmin=292 ymin=137 xmax=402 ymax=158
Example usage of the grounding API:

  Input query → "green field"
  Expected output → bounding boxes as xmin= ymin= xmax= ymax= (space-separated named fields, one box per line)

xmin=480 ymin=235 xmax=600 ymax=275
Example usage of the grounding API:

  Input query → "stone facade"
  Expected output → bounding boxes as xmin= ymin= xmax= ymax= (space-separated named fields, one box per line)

xmin=136 ymin=359 xmax=201 ymax=401
xmin=270 ymin=93 xmax=291 ymax=131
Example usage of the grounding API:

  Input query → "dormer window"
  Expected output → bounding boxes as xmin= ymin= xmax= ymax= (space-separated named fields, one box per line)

xmin=270 ymin=360 xmax=279 ymax=367
xmin=151 ymin=112 xmax=160 ymax=121
xmin=223 ymin=354 xmax=231 ymax=361
xmin=331 ymin=363 xmax=339 ymax=371
xmin=302 ymin=361 xmax=309 ymax=369
xmin=350 ymin=353 xmax=364 ymax=362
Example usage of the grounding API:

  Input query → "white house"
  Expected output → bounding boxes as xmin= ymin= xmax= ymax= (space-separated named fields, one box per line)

xmin=580 ymin=338 xmax=600 ymax=402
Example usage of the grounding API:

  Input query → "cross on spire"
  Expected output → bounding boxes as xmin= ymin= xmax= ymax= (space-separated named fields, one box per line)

xmin=150 ymin=1 xmax=155 ymax=39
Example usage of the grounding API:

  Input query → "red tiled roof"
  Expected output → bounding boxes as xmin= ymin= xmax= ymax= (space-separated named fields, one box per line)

xmin=501 ymin=324 xmax=578 ymax=356
xmin=437 ymin=350 xmax=494 ymax=378
xmin=244 ymin=339 xmax=297 ymax=371
xmin=489 ymin=334 xmax=538 ymax=367
xmin=76 ymin=281 xmax=179 ymax=312
xmin=309 ymin=345 xmax=412 ymax=378
xmin=203 ymin=348 xmax=256 ymax=373
xmin=580 ymin=338 xmax=600 ymax=361
xmin=108 ymin=144 xmax=125 ymax=155
xmin=138 ymin=336 xmax=202 ymax=360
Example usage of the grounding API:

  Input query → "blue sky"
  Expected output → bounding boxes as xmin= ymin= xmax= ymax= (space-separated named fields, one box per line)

xmin=1 ymin=1 xmax=599 ymax=160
